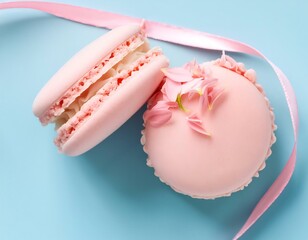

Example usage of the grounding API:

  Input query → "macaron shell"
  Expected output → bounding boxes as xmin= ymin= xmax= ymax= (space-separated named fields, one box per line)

xmin=61 ymin=55 xmax=169 ymax=156
xmin=33 ymin=24 xmax=142 ymax=118
xmin=143 ymin=65 xmax=274 ymax=198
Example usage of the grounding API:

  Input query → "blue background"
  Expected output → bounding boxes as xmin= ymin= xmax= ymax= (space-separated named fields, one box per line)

xmin=0 ymin=0 xmax=307 ymax=239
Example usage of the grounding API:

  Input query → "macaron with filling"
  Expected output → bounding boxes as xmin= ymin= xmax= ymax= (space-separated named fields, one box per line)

xmin=33 ymin=24 xmax=169 ymax=156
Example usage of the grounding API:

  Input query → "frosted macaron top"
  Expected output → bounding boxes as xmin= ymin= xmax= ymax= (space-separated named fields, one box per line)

xmin=142 ymin=54 xmax=276 ymax=199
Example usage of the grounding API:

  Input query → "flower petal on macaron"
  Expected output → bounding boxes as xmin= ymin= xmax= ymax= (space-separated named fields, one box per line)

xmin=144 ymin=108 xmax=172 ymax=127
xmin=162 ymin=67 xmax=193 ymax=83
xmin=187 ymin=113 xmax=211 ymax=136
xmin=208 ymin=87 xmax=224 ymax=110
xmin=163 ymin=80 xmax=182 ymax=101
xmin=154 ymin=100 xmax=178 ymax=110
xmin=181 ymin=77 xmax=203 ymax=95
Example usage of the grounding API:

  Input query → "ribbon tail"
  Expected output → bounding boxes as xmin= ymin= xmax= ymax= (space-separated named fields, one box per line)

xmin=145 ymin=21 xmax=263 ymax=57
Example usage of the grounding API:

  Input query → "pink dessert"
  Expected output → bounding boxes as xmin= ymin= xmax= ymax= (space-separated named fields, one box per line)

xmin=142 ymin=54 xmax=276 ymax=199
xmin=33 ymin=24 xmax=169 ymax=156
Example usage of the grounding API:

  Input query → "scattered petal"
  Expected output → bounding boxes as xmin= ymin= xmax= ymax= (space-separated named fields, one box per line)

xmin=144 ymin=108 xmax=172 ymax=127
xmin=147 ymin=60 xmax=227 ymax=132
xmin=199 ymin=91 xmax=209 ymax=110
xmin=183 ymin=59 xmax=197 ymax=70
xmin=162 ymin=67 xmax=193 ymax=83
xmin=200 ymin=78 xmax=218 ymax=94
xmin=187 ymin=113 xmax=202 ymax=123
xmin=184 ymin=60 xmax=209 ymax=79
xmin=181 ymin=77 xmax=203 ymax=95
xmin=208 ymin=88 xmax=224 ymax=110
xmin=187 ymin=89 xmax=201 ymax=100
xmin=191 ymin=65 xmax=204 ymax=78
xmin=202 ymin=66 xmax=212 ymax=77
xmin=187 ymin=114 xmax=211 ymax=136
xmin=154 ymin=100 xmax=178 ymax=110
xmin=164 ymin=80 xmax=182 ymax=101
xmin=147 ymin=91 xmax=162 ymax=109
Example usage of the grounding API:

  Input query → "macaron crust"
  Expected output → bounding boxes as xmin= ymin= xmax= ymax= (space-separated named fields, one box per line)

xmin=33 ymin=24 xmax=169 ymax=156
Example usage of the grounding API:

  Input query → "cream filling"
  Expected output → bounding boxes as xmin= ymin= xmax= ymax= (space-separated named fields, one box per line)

xmin=55 ymin=48 xmax=164 ymax=148
xmin=40 ymin=30 xmax=147 ymax=125
xmin=54 ymin=42 xmax=149 ymax=129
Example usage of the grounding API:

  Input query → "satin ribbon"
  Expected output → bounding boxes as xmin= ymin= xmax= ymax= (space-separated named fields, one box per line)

xmin=0 ymin=2 xmax=298 ymax=239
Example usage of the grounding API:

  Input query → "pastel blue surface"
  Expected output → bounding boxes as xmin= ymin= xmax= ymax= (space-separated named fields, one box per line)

xmin=0 ymin=0 xmax=307 ymax=239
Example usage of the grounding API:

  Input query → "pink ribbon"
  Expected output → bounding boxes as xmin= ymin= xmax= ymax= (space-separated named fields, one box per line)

xmin=0 ymin=1 xmax=298 ymax=239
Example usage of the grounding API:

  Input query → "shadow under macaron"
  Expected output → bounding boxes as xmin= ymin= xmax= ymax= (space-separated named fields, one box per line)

xmin=178 ymin=129 xmax=302 ymax=239
xmin=76 ymin=105 xmax=163 ymax=198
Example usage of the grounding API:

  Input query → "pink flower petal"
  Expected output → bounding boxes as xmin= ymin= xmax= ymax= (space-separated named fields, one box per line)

xmin=191 ymin=65 xmax=204 ymax=78
xmin=187 ymin=113 xmax=202 ymax=123
xmin=183 ymin=59 xmax=198 ymax=70
xmin=164 ymin=80 xmax=182 ymax=101
xmin=208 ymin=88 xmax=224 ymax=110
xmin=199 ymin=91 xmax=209 ymax=110
xmin=184 ymin=60 xmax=210 ymax=79
xmin=144 ymin=108 xmax=172 ymax=127
xmin=162 ymin=67 xmax=193 ymax=83
xmin=155 ymin=100 xmax=178 ymax=110
xmin=187 ymin=89 xmax=200 ymax=100
xmin=200 ymin=78 xmax=218 ymax=93
xmin=181 ymin=77 xmax=203 ymax=95
xmin=187 ymin=114 xmax=211 ymax=136
xmin=202 ymin=66 xmax=212 ymax=77
xmin=147 ymin=91 xmax=162 ymax=109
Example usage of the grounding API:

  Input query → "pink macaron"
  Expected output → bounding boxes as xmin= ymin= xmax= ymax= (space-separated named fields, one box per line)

xmin=142 ymin=54 xmax=276 ymax=199
xmin=33 ymin=24 xmax=169 ymax=156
